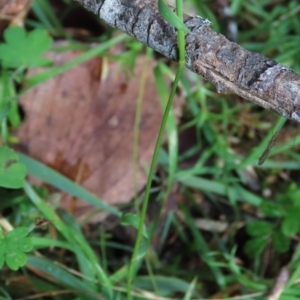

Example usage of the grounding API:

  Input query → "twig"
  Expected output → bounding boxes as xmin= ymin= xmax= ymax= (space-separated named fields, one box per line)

xmin=75 ymin=0 xmax=300 ymax=122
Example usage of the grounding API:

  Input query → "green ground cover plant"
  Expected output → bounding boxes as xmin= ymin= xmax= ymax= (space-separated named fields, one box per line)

xmin=0 ymin=0 xmax=300 ymax=299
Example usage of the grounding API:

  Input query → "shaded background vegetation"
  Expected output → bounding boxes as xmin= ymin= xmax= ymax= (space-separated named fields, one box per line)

xmin=0 ymin=0 xmax=300 ymax=299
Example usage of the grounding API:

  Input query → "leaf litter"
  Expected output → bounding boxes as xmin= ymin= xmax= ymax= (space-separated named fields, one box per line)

xmin=15 ymin=44 xmax=183 ymax=221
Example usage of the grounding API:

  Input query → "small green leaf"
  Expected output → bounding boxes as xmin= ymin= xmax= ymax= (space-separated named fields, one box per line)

xmin=121 ymin=213 xmax=148 ymax=239
xmin=0 ymin=102 xmax=11 ymax=123
xmin=0 ymin=146 xmax=27 ymax=189
xmin=281 ymin=208 xmax=300 ymax=236
xmin=244 ymin=237 xmax=267 ymax=257
xmin=137 ymin=237 xmax=149 ymax=260
xmin=0 ymin=227 xmax=33 ymax=270
xmin=158 ymin=0 xmax=191 ymax=33
xmin=0 ymin=256 xmax=4 ymax=269
xmin=246 ymin=221 xmax=273 ymax=237
xmin=272 ymin=231 xmax=290 ymax=253
xmin=0 ymin=26 xmax=52 ymax=68
xmin=6 ymin=228 xmax=31 ymax=254
xmin=6 ymin=227 xmax=30 ymax=240
xmin=6 ymin=251 xmax=27 ymax=271
xmin=0 ymin=241 xmax=5 ymax=268
xmin=261 ymin=201 xmax=284 ymax=218
xmin=18 ymin=238 xmax=33 ymax=252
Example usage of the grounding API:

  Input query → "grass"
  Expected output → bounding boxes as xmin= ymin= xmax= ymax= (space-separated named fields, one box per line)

xmin=0 ymin=0 xmax=300 ymax=299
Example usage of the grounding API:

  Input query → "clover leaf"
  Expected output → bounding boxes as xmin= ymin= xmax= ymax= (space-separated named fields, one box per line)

xmin=0 ymin=146 xmax=27 ymax=189
xmin=0 ymin=26 xmax=53 ymax=69
xmin=0 ymin=227 xmax=33 ymax=271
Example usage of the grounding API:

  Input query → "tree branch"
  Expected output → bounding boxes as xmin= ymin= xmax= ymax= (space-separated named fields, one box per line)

xmin=75 ymin=0 xmax=300 ymax=122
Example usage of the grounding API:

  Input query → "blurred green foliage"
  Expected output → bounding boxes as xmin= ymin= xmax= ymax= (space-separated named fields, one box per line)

xmin=0 ymin=0 xmax=300 ymax=299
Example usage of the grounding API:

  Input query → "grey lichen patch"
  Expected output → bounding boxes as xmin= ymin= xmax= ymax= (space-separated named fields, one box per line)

xmin=217 ymin=46 xmax=241 ymax=65
xmin=237 ymin=53 xmax=277 ymax=89
xmin=99 ymin=0 xmax=124 ymax=27
xmin=148 ymin=19 xmax=177 ymax=60
xmin=185 ymin=29 xmax=213 ymax=70
xmin=184 ymin=15 xmax=211 ymax=33
xmin=252 ymin=65 xmax=289 ymax=94
xmin=292 ymin=112 xmax=300 ymax=122
xmin=214 ymin=79 xmax=230 ymax=93
xmin=215 ymin=45 xmax=246 ymax=82
xmin=75 ymin=0 xmax=104 ymax=12
xmin=131 ymin=7 xmax=156 ymax=44
xmin=280 ymin=72 xmax=300 ymax=116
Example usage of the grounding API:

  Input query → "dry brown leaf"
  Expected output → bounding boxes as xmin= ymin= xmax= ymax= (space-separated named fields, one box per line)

xmin=15 ymin=47 xmax=183 ymax=219
xmin=0 ymin=0 xmax=31 ymax=34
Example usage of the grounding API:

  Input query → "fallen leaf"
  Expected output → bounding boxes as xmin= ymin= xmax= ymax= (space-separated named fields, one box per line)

xmin=15 ymin=45 xmax=183 ymax=219
xmin=0 ymin=0 xmax=32 ymax=34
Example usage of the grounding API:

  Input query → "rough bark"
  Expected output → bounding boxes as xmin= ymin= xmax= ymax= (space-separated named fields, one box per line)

xmin=75 ymin=0 xmax=300 ymax=122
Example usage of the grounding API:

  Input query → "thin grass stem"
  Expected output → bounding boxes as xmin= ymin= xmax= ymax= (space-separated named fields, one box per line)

xmin=127 ymin=0 xmax=186 ymax=298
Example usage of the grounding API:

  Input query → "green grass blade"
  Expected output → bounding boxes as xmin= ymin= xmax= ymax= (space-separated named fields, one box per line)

xmin=23 ymin=182 xmax=72 ymax=240
xmin=158 ymin=0 xmax=191 ymax=33
xmin=133 ymin=275 xmax=201 ymax=297
xmin=19 ymin=154 xmax=121 ymax=217
xmin=183 ymin=277 xmax=197 ymax=300
xmin=24 ymin=182 xmax=113 ymax=298
xmin=30 ymin=237 xmax=75 ymax=251
xmin=26 ymin=255 xmax=97 ymax=300
xmin=23 ymin=34 xmax=128 ymax=91
xmin=177 ymin=174 xmax=262 ymax=206
xmin=182 ymin=207 xmax=226 ymax=288
xmin=154 ymin=64 xmax=179 ymax=186
xmin=31 ymin=0 xmax=64 ymax=33
xmin=0 ymin=286 xmax=13 ymax=300
xmin=31 ymin=237 xmax=97 ymax=289
xmin=241 ymin=115 xmax=286 ymax=167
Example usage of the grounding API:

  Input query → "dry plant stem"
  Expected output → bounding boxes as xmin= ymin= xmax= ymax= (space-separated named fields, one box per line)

xmin=0 ymin=215 xmax=14 ymax=232
xmin=267 ymin=267 xmax=290 ymax=300
xmin=75 ymin=0 xmax=300 ymax=122
xmin=258 ymin=131 xmax=277 ymax=165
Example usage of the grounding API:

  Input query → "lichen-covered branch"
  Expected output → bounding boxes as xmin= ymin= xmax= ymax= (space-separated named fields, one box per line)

xmin=75 ymin=0 xmax=300 ymax=122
